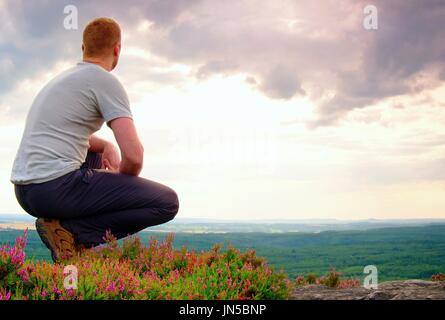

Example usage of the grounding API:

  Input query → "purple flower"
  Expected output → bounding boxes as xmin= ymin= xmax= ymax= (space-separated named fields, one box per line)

xmin=15 ymin=229 xmax=28 ymax=250
xmin=106 ymin=282 xmax=116 ymax=293
xmin=0 ymin=291 xmax=11 ymax=300
xmin=52 ymin=287 xmax=62 ymax=295
xmin=67 ymin=288 xmax=76 ymax=297
xmin=17 ymin=269 xmax=29 ymax=282
xmin=8 ymin=246 xmax=25 ymax=267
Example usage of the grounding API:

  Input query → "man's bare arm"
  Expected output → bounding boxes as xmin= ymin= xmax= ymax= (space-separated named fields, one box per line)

xmin=88 ymin=134 xmax=110 ymax=153
xmin=108 ymin=117 xmax=144 ymax=176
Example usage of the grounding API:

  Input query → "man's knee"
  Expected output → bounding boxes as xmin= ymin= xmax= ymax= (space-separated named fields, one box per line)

xmin=161 ymin=187 xmax=179 ymax=220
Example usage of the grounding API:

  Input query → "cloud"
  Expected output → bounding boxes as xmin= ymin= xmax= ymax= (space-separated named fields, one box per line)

xmin=0 ymin=1 xmax=80 ymax=96
xmin=1 ymin=0 xmax=444 ymax=126
xmin=259 ymin=65 xmax=305 ymax=99
xmin=144 ymin=0 xmax=445 ymax=125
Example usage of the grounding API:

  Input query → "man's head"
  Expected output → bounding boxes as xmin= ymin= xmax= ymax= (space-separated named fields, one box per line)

xmin=82 ymin=17 xmax=121 ymax=71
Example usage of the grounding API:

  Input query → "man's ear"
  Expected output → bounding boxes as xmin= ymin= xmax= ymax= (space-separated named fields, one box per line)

xmin=81 ymin=44 xmax=85 ymax=54
xmin=114 ymin=44 xmax=121 ymax=57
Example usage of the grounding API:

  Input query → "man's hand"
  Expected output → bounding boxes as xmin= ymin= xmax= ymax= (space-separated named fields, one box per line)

xmin=88 ymin=135 xmax=121 ymax=172
xmin=102 ymin=142 xmax=121 ymax=172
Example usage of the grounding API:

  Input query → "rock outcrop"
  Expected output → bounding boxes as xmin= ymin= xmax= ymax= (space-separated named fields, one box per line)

xmin=291 ymin=280 xmax=445 ymax=300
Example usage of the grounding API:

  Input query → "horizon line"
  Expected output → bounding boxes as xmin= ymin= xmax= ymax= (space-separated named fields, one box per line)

xmin=1 ymin=213 xmax=445 ymax=223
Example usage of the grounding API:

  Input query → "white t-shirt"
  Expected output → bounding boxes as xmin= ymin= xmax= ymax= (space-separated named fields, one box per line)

xmin=10 ymin=61 xmax=133 ymax=185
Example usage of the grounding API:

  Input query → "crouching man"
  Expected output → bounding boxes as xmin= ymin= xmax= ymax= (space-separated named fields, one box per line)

xmin=10 ymin=17 xmax=179 ymax=261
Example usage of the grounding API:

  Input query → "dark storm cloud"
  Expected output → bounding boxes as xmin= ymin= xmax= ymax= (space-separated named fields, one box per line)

xmin=0 ymin=1 xmax=81 ymax=94
xmin=0 ymin=0 xmax=202 ymax=115
xmin=314 ymin=0 xmax=445 ymax=125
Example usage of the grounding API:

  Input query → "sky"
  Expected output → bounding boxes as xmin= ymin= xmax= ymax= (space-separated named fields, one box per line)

xmin=1 ymin=0 xmax=445 ymax=220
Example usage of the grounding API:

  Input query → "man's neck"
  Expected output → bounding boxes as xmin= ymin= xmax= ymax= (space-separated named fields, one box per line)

xmin=82 ymin=58 xmax=112 ymax=72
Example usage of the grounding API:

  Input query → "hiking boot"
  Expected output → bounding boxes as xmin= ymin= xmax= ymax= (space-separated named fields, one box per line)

xmin=35 ymin=218 xmax=77 ymax=262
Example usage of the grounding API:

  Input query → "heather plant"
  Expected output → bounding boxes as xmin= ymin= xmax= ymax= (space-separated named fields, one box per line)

xmin=295 ymin=269 xmax=360 ymax=289
xmin=0 ymin=230 xmax=30 ymax=299
xmin=431 ymin=273 xmax=445 ymax=282
xmin=306 ymin=273 xmax=317 ymax=284
xmin=318 ymin=269 xmax=341 ymax=288
xmin=0 ymin=230 xmax=294 ymax=300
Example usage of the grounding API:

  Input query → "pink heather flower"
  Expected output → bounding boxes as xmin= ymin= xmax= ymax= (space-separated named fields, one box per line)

xmin=119 ymin=283 xmax=125 ymax=292
xmin=7 ymin=246 xmax=25 ymax=267
xmin=67 ymin=288 xmax=76 ymax=297
xmin=52 ymin=287 xmax=62 ymax=295
xmin=41 ymin=291 xmax=48 ymax=299
xmin=16 ymin=229 xmax=28 ymax=249
xmin=17 ymin=269 xmax=29 ymax=282
xmin=0 ymin=291 xmax=11 ymax=301
xmin=244 ymin=263 xmax=253 ymax=271
xmin=95 ymin=288 xmax=99 ymax=295
xmin=106 ymin=282 xmax=116 ymax=293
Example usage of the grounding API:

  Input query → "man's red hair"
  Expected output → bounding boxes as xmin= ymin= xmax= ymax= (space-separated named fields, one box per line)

xmin=83 ymin=17 xmax=121 ymax=58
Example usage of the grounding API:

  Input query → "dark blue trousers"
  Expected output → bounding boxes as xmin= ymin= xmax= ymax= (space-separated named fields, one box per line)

xmin=14 ymin=152 xmax=179 ymax=247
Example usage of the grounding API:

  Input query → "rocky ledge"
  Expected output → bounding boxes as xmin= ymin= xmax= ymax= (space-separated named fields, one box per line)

xmin=291 ymin=280 xmax=445 ymax=300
